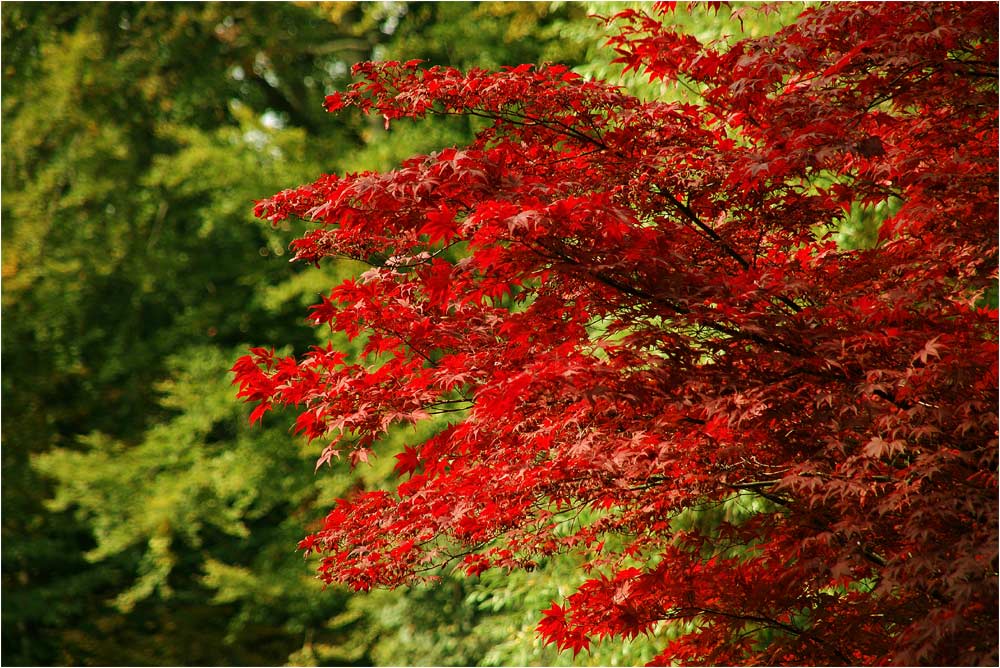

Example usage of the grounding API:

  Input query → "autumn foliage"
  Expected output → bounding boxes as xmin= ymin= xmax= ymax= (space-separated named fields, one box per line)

xmin=234 ymin=3 xmax=998 ymax=664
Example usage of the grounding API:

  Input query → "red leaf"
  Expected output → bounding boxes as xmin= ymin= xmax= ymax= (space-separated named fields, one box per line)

xmin=248 ymin=401 xmax=270 ymax=425
xmin=393 ymin=446 xmax=421 ymax=477
xmin=323 ymin=92 xmax=345 ymax=113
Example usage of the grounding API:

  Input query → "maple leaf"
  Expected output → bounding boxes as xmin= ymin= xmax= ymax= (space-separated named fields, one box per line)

xmin=393 ymin=445 xmax=421 ymax=478
xmin=348 ymin=447 xmax=373 ymax=468
xmin=248 ymin=401 xmax=270 ymax=426
xmin=538 ymin=602 xmax=592 ymax=657
xmin=418 ymin=206 xmax=459 ymax=244
xmin=913 ymin=335 xmax=944 ymax=365
xmin=324 ymin=91 xmax=345 ymax=113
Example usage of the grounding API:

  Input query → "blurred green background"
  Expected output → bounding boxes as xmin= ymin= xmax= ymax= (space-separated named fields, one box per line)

xmin=1 ymin=3 xmax=811 ymax=665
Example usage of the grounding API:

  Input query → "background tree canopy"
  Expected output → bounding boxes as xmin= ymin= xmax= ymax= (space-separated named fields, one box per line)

xmin=3 ymin=2 xmax=855 ymax=666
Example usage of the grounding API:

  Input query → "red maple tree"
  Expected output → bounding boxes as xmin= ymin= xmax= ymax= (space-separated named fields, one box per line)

xmin=234 ymin=3 xmax=998 ymax=664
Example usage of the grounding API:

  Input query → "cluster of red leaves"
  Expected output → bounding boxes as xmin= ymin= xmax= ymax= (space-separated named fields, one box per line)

xmin=235 ymin=3 xmax=998 ymax=664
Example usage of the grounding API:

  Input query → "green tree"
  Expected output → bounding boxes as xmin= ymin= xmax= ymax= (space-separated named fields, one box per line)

xmin=3 ymin=2 xmax=376 ymax=663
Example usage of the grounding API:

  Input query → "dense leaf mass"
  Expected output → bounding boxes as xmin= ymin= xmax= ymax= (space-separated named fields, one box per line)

xmin=236 ymin=3 xmax=998 ymax=664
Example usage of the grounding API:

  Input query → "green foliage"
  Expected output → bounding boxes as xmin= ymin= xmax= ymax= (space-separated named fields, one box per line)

xmin=2 ymin=2 xmax=373 ymax=663
xmin=34 ymin=347 xmax=361 ymax=664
